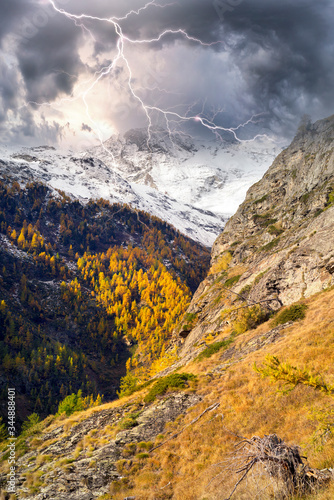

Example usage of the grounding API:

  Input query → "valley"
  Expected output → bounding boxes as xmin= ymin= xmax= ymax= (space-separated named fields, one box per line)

xmin=0 ymin=115 xmax=334 ymax=499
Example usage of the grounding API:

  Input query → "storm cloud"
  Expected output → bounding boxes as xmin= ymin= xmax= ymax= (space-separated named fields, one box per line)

xmin=0 ymin=0 xmax=334 ymax=145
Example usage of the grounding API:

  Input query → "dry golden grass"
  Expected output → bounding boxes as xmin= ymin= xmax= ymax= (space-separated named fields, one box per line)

xmin=226 ymin=264 xmax=248 ymax=280
xmin=39 ymin=437 xmax=58 ymax=449
xmin=303 ymin=482 xmax=334 ymax=499
xmin=23 ymin=469 xmax=45 ymax=496
xmin=35 ymin=454 xmax=52 ymax=467
xmin=108 ymin=288 xmax=334 ymax=499
xmin=0 ymin=493 xmax=15 ymax=500
xmin=209 ymin=252 xmax=232 ymax=275
xmin=2 ymin=288 xmax=333 ymax=499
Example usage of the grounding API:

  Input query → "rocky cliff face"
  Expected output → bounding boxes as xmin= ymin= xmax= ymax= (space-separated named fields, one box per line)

xmin=0 ymin=392 xmax=201 ymax=499
xmin=175 ymin=115 xmax=334 ymax=359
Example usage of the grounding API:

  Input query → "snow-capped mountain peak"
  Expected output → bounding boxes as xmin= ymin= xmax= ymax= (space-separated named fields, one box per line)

xmin=92 ymin=128 xmax=284 ymax=219
xmin=0 ymin=129 xmax=284 ymax=246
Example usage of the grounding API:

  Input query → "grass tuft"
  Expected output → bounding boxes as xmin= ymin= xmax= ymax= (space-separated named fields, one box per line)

xmin=196 ymin=334 xmax=236 ymax=362
xmin=273 ymin=304 xmax=307 ymax=326
xmin=224 ymin=275 xmax=241 ymax=288
xmin=260 ymin=237 xmax=280 ymax=252
xmin=144 ymin=373 xmax=196 ymax=403
xmin=119 ymin=412 xmax=141 ymax=430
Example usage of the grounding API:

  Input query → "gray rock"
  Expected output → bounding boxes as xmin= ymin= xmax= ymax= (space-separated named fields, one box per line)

xmin=5 ymin=393 xmax=202 ymax=499
xmin=172 ymin=115 xmax=334 ymax=361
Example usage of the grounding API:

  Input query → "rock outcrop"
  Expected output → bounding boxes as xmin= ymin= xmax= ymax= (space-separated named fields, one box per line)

xmin=0 ymin=393 xmax=201 ymax=499
xmin=175 ymin=115 xmax=334 ymax=359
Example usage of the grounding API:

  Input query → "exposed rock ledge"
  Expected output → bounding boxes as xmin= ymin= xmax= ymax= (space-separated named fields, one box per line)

xmin=172 ymin=115 xmax=334 ymax=360
xmin=0 ymin=393 xmax=202 ymax=499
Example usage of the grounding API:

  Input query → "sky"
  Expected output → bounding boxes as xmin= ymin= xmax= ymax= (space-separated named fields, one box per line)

xmin=0 ymin=0 xmax=333 ymax=148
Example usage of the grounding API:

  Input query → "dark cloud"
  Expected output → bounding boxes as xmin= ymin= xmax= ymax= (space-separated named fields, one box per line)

xmin=117 ymin=0 xmax=223 ymax=47
xmin=0 ymin=56 xmax=20 ymax=122
xmin=0 ymin=0 xmax=85 ymax=144
xmin=17 ymin=14 xmax=84 ymax=102
xmin=0 ymin=0 xmax=334 ymax=144
xmin=216 ymin=0 xmax=334 ymax=134
xmin=0 ymin=0 xmax=31 ymax=44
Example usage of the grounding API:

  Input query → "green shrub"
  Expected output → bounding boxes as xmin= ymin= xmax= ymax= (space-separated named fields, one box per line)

xmin=260 ymin=237 xmax=280 ymax=252
xmin=254 ymin=195 xmax=268 ymax=204
xmin=136 ymin=452 xmax=149 ymax=459
xmin=224 ymin=275 xmax=241 ymax=288
xmin=117 ymin=375 xmax=153 ymax=399
xmin=326 ymin=187 xmax=334 ymax=208
xmin=57 ymin=391 xmax=84 ymax=416
xmin=182 ymin=312 xmax=198 ymax=330
xmin=214 ymin=272 xmax=227 ymax=283
xmin=273 ymin=304 xmax=307 ymax=326
xmin=137 ymin=441 xmax=153 ymax=450
xmin=301 ymin=192 xmax=311 ymax=204
xmin=119 ymin=412 xmax=141 ymax=430
xmin=196 ymin=334 xmax=236 ymax=361
xmin=253 ymin=214 xmax=277 ymax=227
xmin=21 ymin=413 xmax=40 ymax=435
xmin=184 ymin=313 xmax=197 ymax=322
xmin=56 ymin=390 xmax=102 ymax=417
xmin=253 ymin=269 xmax=269 ymax=285
xmin=233 ymin=305 xmax=268 ymax=335
xmin=213 ymin=294 xmax=223 ymax=305
xmin=239 ymin=284 xmax=252 ymax=297
xmin=144 ymin=373 xmax=196 ymax=403
xmin=268 ymin=225 xmax=284 ymax=236
xmin=117 ymin=373 xmax=139 ymax=398
xmin=122 ymin=442 xmax=137 ymax=456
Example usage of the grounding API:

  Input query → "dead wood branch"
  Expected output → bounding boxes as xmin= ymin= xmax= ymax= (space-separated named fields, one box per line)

xmin=149 ymin=402 xmax=220 ymax=453
xmin=209 ymin=433 xmax=333 ymax=499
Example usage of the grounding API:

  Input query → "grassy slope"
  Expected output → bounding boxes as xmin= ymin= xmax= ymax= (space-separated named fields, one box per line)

xmin=116 ymin=288 xmax=334 ymax=499
xmin=2 ymin=287 xmax=334 ymax=499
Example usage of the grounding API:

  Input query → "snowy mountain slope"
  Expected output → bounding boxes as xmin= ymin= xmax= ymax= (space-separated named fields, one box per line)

xmin=0 ymin=145 xmax=223 ymax=246
xmin=92 ymin=129 xmax=284 ymax=216
xmin=0 ymin=130 xmax=283 ymax=246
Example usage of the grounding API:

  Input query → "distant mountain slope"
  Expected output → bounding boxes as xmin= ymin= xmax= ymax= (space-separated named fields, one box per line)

xmin=0 ymin=178 xmax=210 ymax=425
xmin=0 ymin=145 xmax=223 ymax=246
xmin=94 ymin=129 xmax=283 ymax=233
xmin=0 ymin=130 xmax=282 ymax=246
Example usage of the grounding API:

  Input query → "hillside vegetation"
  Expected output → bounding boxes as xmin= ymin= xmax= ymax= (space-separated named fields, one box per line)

xmin=0 ymin=179 xmax=210 ymax=424
xmin=111 ymin=287 xmax=334 ymax=500
xmin=1 ymin=287 xmax=334 ymax=499
xmin=174 ymin=115 xmax=334 ymax=364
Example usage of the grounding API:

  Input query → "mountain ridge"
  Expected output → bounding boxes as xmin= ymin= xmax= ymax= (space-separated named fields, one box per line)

xmin=0 ymin=129 xmax=283 ymax=246
xmin=94 ymin=127 xmax=283 ymax=221
xmin=172 ymin=114 xmax=334 ymax=362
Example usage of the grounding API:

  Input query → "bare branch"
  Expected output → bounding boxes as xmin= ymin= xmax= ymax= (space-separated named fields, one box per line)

xmin=208 ymin=433 xmax=333 ymax=499
xmin=149 ymin=402 xmax=220 ymax=453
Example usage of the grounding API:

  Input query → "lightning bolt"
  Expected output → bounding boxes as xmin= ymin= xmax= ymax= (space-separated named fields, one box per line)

xmin=24 ymin=0 xmax=273 ymax=160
